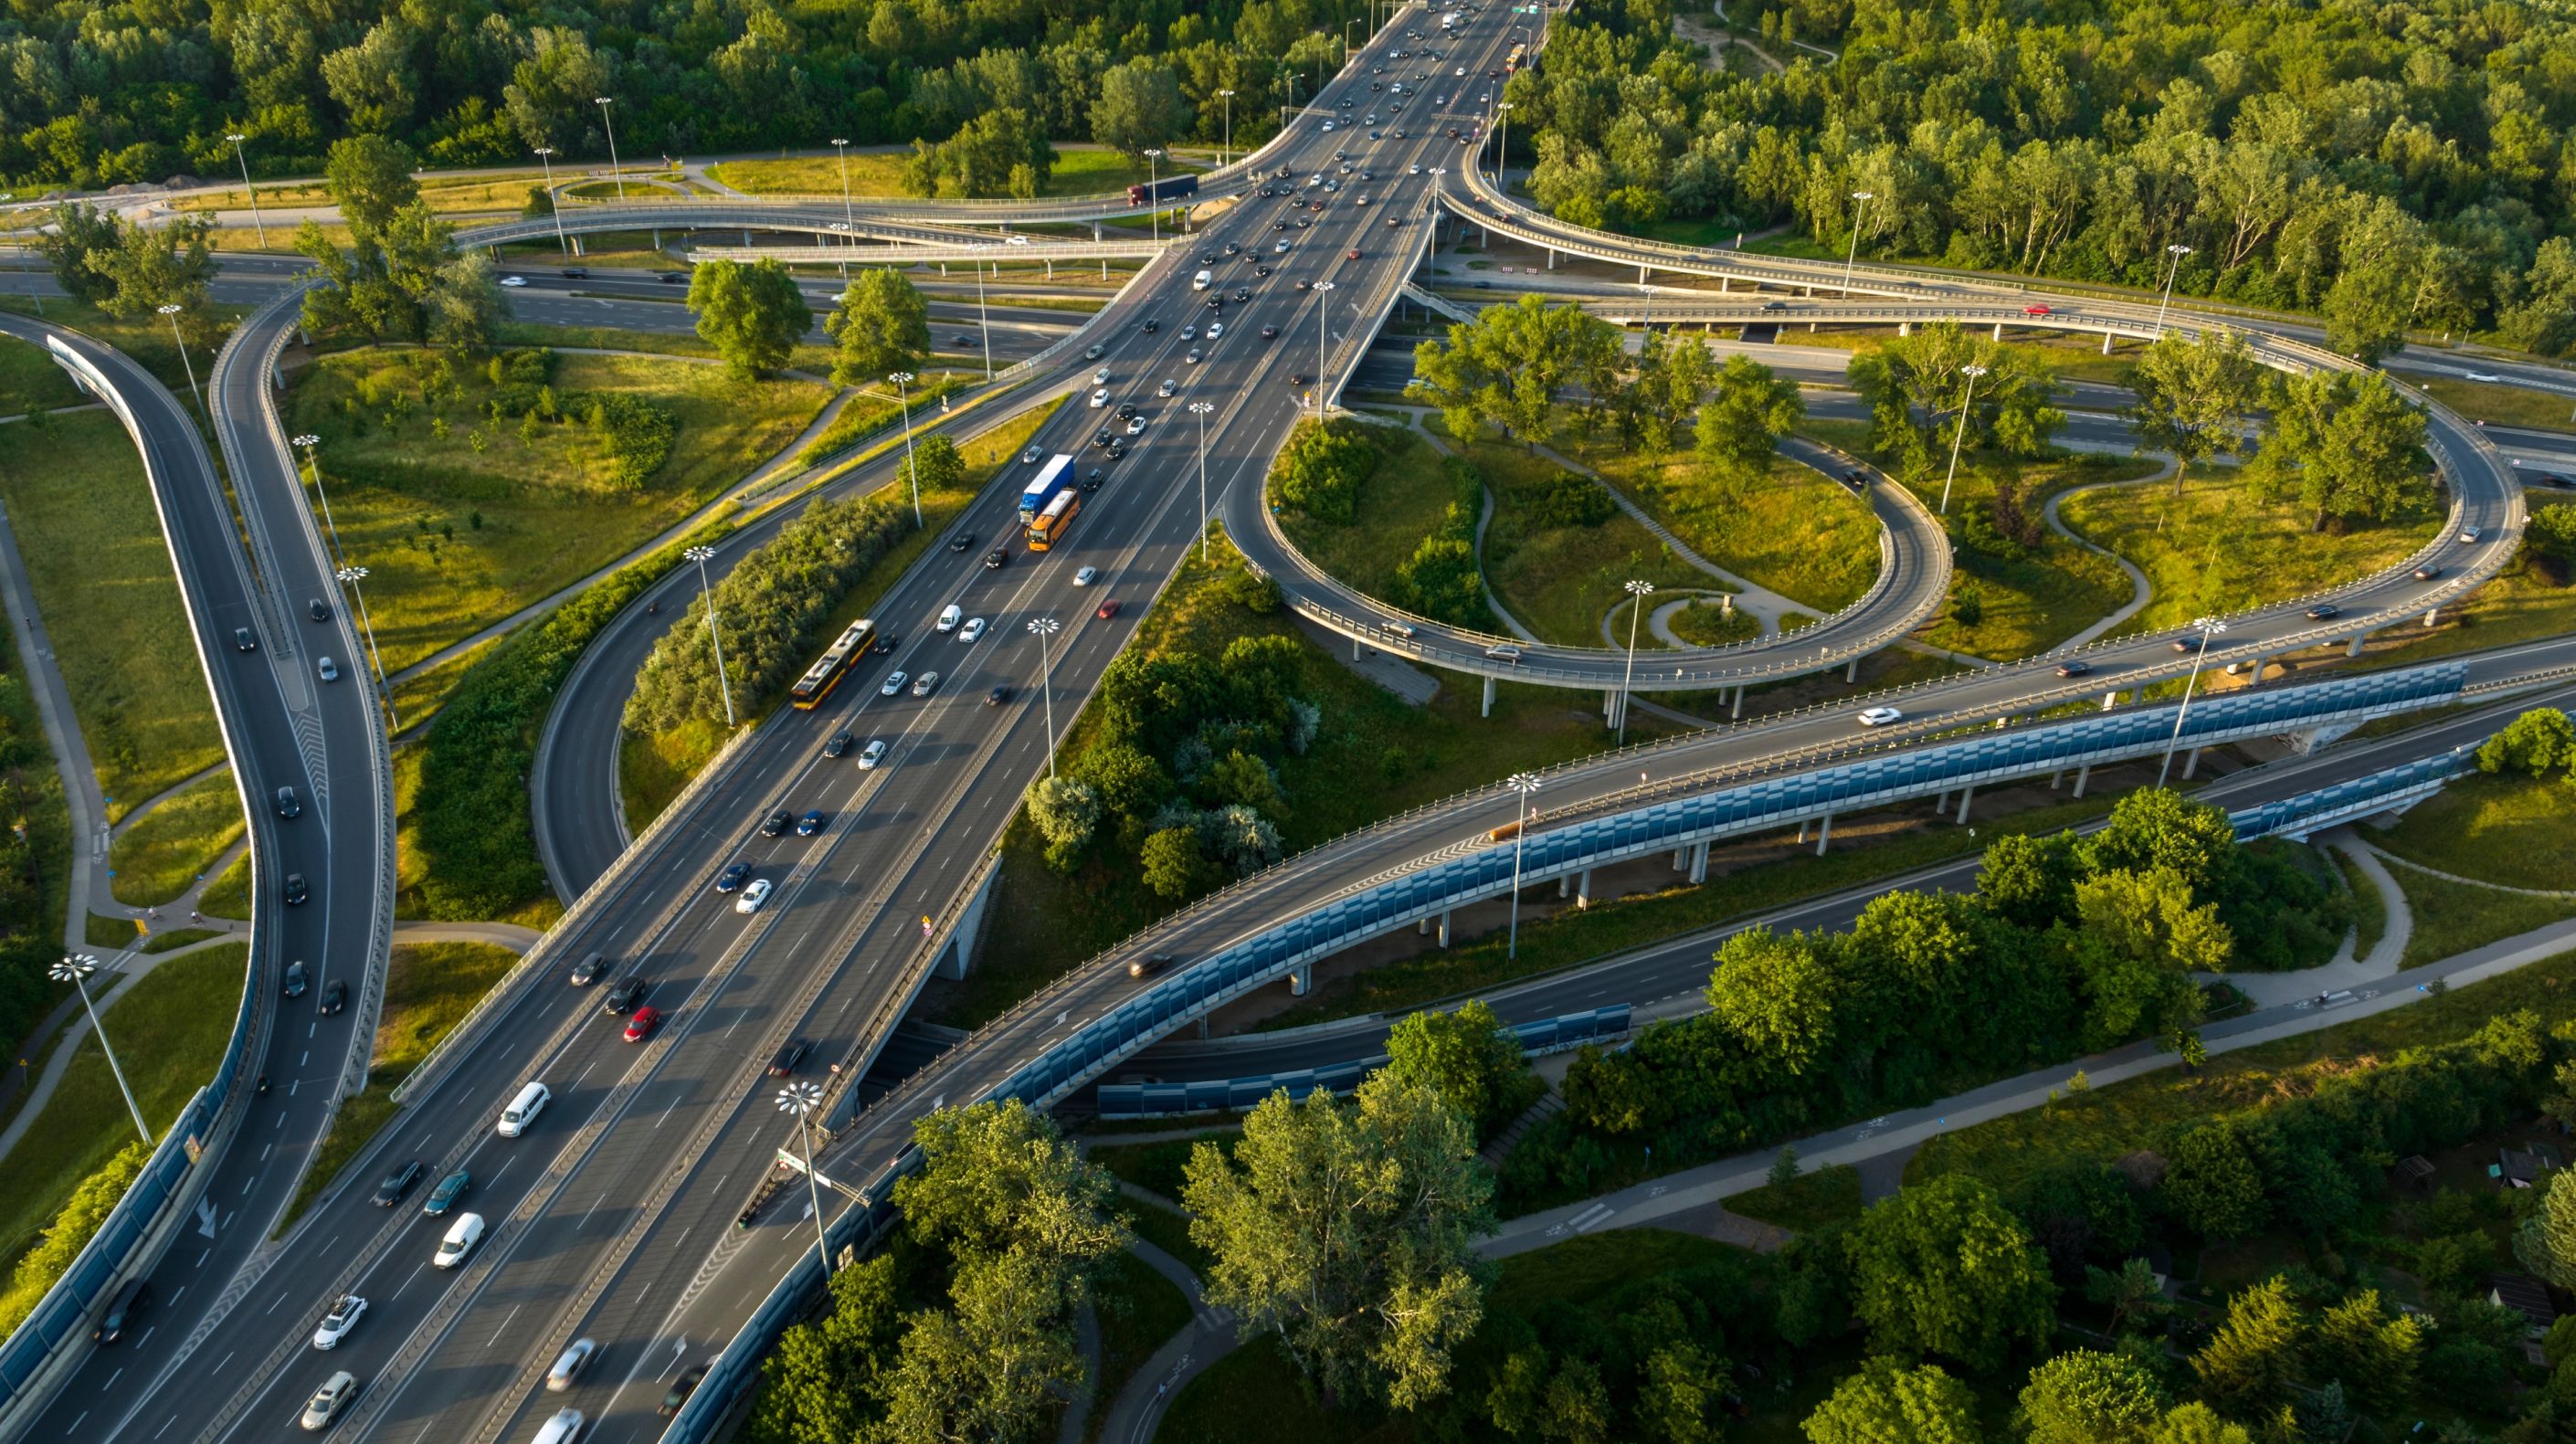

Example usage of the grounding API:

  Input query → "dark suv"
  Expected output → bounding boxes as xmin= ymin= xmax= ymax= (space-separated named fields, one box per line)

xmin=823 ymin=732 xmax=853 ymax=759
xmin=375 ymin=1159 xmax=425 ymax=1207
xmin=604 ymin=975 xmax=649 ymax=1014
xmin=760 ymin=810 xmax=792 ymax=838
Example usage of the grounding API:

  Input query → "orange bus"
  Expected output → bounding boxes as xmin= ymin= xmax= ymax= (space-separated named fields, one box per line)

xmin=1504 ymin=43 xmax=1527 ymax=72
xmin=1028 ymin=489 xmax=1082 ymax=551
xmin=788 ymin=619 xmax=877 ymax=709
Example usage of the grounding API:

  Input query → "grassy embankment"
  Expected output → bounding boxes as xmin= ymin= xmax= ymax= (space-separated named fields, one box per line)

xmin=107 ymin=771 xmax=245 ymax=907
xmin=710 ymin=148 xmax=1186 ymax=199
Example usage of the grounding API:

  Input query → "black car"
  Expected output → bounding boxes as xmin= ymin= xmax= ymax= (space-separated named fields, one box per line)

xmin=2305 ymin=603 xmax=2341 ymax=620
xmin=952 ymin=333 xmax=976 ymax=346
xmin=234 ymin=627 xmax=257 ymax=652
xmin=947 ymin=532 xmax=975 ymax=552
xmin=562 ymin=267 xmax=588 ymax=279
xmin=284 ymin=960 xmax=307 ymax=997
xmin=423 ymin=1168 xmax=471 ymax=1216
xmin=716 ymin=861 xmax=751 ymax=892
xmin=2413 ymin=564 xmax=2443 ymax=581
xmin=1082 ymin=469 xmax=1105 ymax=491
xmin=1206 ymin=297 xmax=1222 ymax=311
xmin=1093 ymin=427 xmax=1114 ymax=448
xmin=1198 ymin=251 xmax=1217 ymax=265
xmin=767 ymin=1038 xmax=810 ymax=1077
xmin=2053 ymin=660 xmax=2093 ymax=678
xmin=308 ymin=597 xmax=330 ymax=622
xmin=320 ymin=978 xmax=347 ymax=1016
xmin=1106 ymin=441 xmax=1127 ymax=459
xmin=1232 ymin=287 xmax=1251 ymax=301
xmin=985 ymin=547 xmax=1009 ymax=569
xmin=374 ymin=1159 xmax=425 ymax=1207
xmin=604 ymin=975 xmax=649 ymax=1015
xmin=1143 ymin=318 xmax=1159 ymax=332
xmin=1116 ymin=403 xmax=1139 ymax=419
xmin=282 ymin=872 xmax=309 ymax=905
xmin=1261 ymin=324 xmax=1280 ymax=339
xmin=1761 ymin=300 xmax=1789 ymax=311
xmin=823 ymin=731 xmax=853 ymax=758
xmin=2170 ymin=635 xmax=2207 ymax=653
xmin=1255 ymin=264 xmax=1272 ymax=277
xmin=569 ymin=951 xmax=609 ymax=986
xmin=276 ymin=785 xmax=301 ymax=818
xmin=986 ymin=684 xmax=1011 ymax=706
xmin=760 ymin=809 xmax=792 ymax=838
xmin=660 ymin=1365 xmax=711 ymax=1418
xmin=656 ymin=271 xmax=684 ymax=284
xmin=871 ymin=633 xmax=897 ymax=654
xmin=1224 ymin=242 xmax=1241 ymax=256
xmin=1288 ymin=373 xmax=1310 ymax=387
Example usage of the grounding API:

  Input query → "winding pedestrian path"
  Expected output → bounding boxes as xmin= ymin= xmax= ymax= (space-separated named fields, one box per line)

xmin=2040 ymin=454 xmax=2173 ymax=649
xmin=0 ymin=931 xmax=249 ymax=1165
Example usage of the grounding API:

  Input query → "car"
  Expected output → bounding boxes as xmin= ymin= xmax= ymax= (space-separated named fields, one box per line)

xmin=871 ymin=633 xmax=896 ymax=654
xmin=658 ymin=271 xmax=686 ymax=284
xmin=953 ymin=332 xmax=977 ymax=346
xmin=320 ymin=978 xmax=346 ymax=1016
xmin=1072 ymin=565 xmax=1102 ymax=588
xmin=1357 ymin=194 xmax=1370 ymax=206
xmin=715 ymin=862 xmax=750 ymax=892
xmin=1116 ymin=402 xmax=1139 ymax=420
xmin=423 ymin=1168 xmax=470 ymax=1217
xmin=823 ymin=731 xmax=852 ymax=758
xmin=1021 ymin=446 xmax=1044 ymax=465
xmin=284 ymin=960 xmax=308 ymax=996
xmin=912 ymin=670 xmax=942 ymax=696
xmin=986 ymin=683 xmax=1010 ymax=706
xmin=569 ymin=951 xmax=607 ymax=986
xmin=1198 ymin=251 xmax=1217 ymax=265
xmin=1409 ymin=163 xmax=1422 ymax=175
xmin=1142 ymin=318 xmax=1159 ymax=332
xmin=2170 ymin=635 xmax=2208 ymax=653
xmin=1224 ymin=242 xmax=1241 ymax=256
xmin=1124 ymin=416 xmax=1147 ymax=436
xmin=560 ymin=267 xmax=587 ymax=279
xmin=2465 ymin=370 xmax=2502 ymax=383
xmin=1261 ymin=323 xmax=1280 ymax=338
xmin=2414 ymin=563 xmax=2444 ymax=581
xmin=1180 ymin=324 xmax=1198 ymax=341
xmin=1484 ymin=643 xmax=1523 ymax=664
xmin=765 ymin=1038 xmax=813 ymax=1077
xmin=1188 ymin=349 xmax=1205 ymax=364
xmin=958 ymin=617 xmax=987 ymax=643
xmin=1208 ymin=322 xmax=1224 ymax=339
xmin=1289 ymin=373 xmax=1311 ymax=387
xmin=660 ymin=1364 xmax=712 ymax=1418
xmin=984 ymin=546 xmax=1009 ymax=570
xmin=760 ymin=809 xmax=791 ymax=838
xmin=234 ymin=626 xmax=256 ymax=652
xmin=2053 ymin=660 xmax=2093 ymax=678
xmin=1093 ymin=366 xmax=1112 ymax=385
xmin=1760 ymin=300 xmax=1789 ymax=311
xmin=1083 ymin=343 xmax=1104 ymax=359
xmin=947 ymin=532 xmax=975 ymax=552
xmin=1158 ymin=378 xmax=1178 ymax=396
xmin=734 ymin=878 xmax=774 ymax=913
xmin=1096 ymin=598 xmax=1122 ymax=619
xmin=1207 ymin=296 xmax=1222 ymax=310
xmin=1294 ymin=279 xmax=1311 ymax=290
xmin=283 ymin=871 xmax=310 ymax=905
xmin=308 ymin=597 xmax=330 ymax=622
xmin=275 ymin=784 xmax=301 ymax=819
xmin=1275 ymin=239 xmax=1292 ymax=253
xmin=1089 ymin=388 xmax=1109 ymax=408
xmin=1107 ymin=440 xmax=1127 ymax=458
xmin=2023 ymin=304 xmax=2053 ymax=316
xmin=2305 ymin=603 xmax=2341 ymax=620
xmin=604 ymin=975 xmax=649 ymax=1013
xmin=936 ymin=604 xmax=962 ymax=632
xmin=547 ymin=1338 xmax=598 ymax=1392
xmin=2459 ymin=525 xmax=2484 ymax=543
xmin=301 ymin=1372 xmax=360 ymax=1432
xmin=797 ymin=809 xmax=825 ymax=837
xmin=1232 ymin=287 xmax=1251 ymax=301
xmin=1093 ymin=427 xmax=1114 ymax=448
xmin=313 ymin=1294 xmax=367 ymax=1349
xmin=1856 ymin=706 xmax=1905 ymax=727
xmin=622 ymin=1006 xmax=663 ymax=1042
xmin=500 ymin=274 xmax=529 ymax=288
xmin=858 ymin=739 xmax=888 ymax=769
xmin=1255 ymin=264 xmax=1272 ymax=277
xmin=316 ymin=655 xmax=338 ymax=682
xmin=373 ymin=1163 xmax=423 ymax=1208
xmin=1082 ymin=469 xmax=1104 ymax=491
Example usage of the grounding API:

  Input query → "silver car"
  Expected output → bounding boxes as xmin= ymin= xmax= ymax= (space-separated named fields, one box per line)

xmin=301 ymin=1373 xmax=359 ymax=1432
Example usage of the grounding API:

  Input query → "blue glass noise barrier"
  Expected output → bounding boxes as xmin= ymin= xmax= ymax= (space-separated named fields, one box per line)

xmin=1096 ymin=1006 xmax=1633 ymax=1119
xmin=2227 ymin=749 xmax=2474 ymax=842
xmin=992 ymin=662 xmax=2466 ymax=1112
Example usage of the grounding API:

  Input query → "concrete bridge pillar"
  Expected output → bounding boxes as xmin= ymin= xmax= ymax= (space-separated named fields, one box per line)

xmin=1638 ymin=264 xmax=1649 ymax=285
xmin=1557 ymin=874 xmax=1571 ymax=899
xmin=2347 ymin=631 xmax=2369 ymax=658
xmin=1896 ymin=321 xmax=1909 ymax=337
xmin=572 ymin=234 xmax=586 ymax=256
xmin=1801 ymin=284 xmax=1811 ymax=297
xmin=1844 ymin=655 xmax=1860 ymax=683
xmin=1289 ymin=964 xmax=1314 ymax=995
xmin=1547 ymin=248 xmax=1556 ymax=269
xmin=1992 ymin=321 xmax=2003 ymax=341
xmin=2100 ymin=332 xmax=2114 ymax=354
xmin=935 ymin=865 xmax=1000 ymax=979
xmin=1730 ymin=687 xmax=1747 ymax=722
xmin=1482 ymin=674 xmax=1496 ymax=717
xmin=2182 ymin=747 xmax=2202 ymax=780
xmin=1814 ymin=812 xmax=1833 ymax=855
xmin=1688 ymin=840 xmax=1709 ymax=883
xmin=1438 ymin=911 xmax=1452 ymax=947
xmin=1718 ymin=277 xmax=1728 ymax=293
xmin=1092 ymin=221 xmax=1102 ymax=240
xmin=1045 ymin=260 xmax=1054 ymax=279
xmin=2423 ymin=606 xmax=2440 ymax=627
xmin=1954 ymin=784 xmax=1975 ymax=825
xmin=1934 ymin=789 xmax=1949 ymax=816
xmin=2103 ymin=690 xmax=2120 ymax=711
xmin=1356 ymin=636 xmax=1366 ymax=661
xmin=2072 ymin=764 xmax=2091 ymax=797
xmin=2248 ymin=654 xmax=2269 ymax=680
xmin=1100 ymin=259 xmax=1108 ymax=279
xmin=1576 ymin=869 xmax=1595 ymax=907
xmin=1419 ymin=916 xmax=1431 ymax=935
xmin=1672 ymin=847 xmax=1689 ymax=871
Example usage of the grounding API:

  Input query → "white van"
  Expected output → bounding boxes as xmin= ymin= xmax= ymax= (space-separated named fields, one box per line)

xmin=434 ymin=1212 xmax=485 ymax=1270
xmin=531 ymin=1408 xmax=586 ymax=1444
xmin=498 ymin=1081 xmax=550 ymax=1137
xmin=1192 ymin=269 xmax=1213 ymax=291
xmin=545 ymin=1337 xmax=598 ymax=1392
xmin=935 ymin=604 xmax=963 ymax=633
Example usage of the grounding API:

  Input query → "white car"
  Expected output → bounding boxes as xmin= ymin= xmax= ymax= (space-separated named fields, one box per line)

xmin=1007 ymin=235 xmax=1031 ymax=246
xmin=1020 ymin=446 xmax=1044 ymax=464
xmin=1090 ymin=388 xmax=1109 ymax=408
xmin=1275 ymin=239 xmax=1292 ymax=253
xmin=311 ymin=1295 xmax=366 ymax=1351
xmin=880 ymin=670 xmax=908 ymax=696
xmin=735 ymin=878 xmax=774 ymax=914
xmin=858 ymin=739 xmax=888 ymax=769
xmin=1125 ymin=416 xmax=1146 ymax=435
xmin=301 ymin=1373 xmax=359 ymax=1433
xmin=957 ymin=617 xmax=987 ymax=643
xmin=936 ymin=604 xmax=963 ymax=632
xmin=499 ymin=275 xmax=528 ymax=288
xmin=912 ymin=670 xmax=943 ymax=697
xmin=1409 ymin=163 xmax=1421 ymax=174
xmin=1093 ymin=367 xmax=1111 ymax=385
xmin=1158 ymin=379 xmax=1177 ymax=397
xmin=1856 ymin=706 xmax=1905 ymax=727
xmin=1074 ymin=565 xmax=1100 ymax=586
xmin=1181 ymin=324 xmax=1198 ymax=341
xmin=2459 ymin=525 xmax=2484 ymax=543
xmin=1322 ymin=120 xmax=1336 ymax=132
xmin=1207 ymin=322 xmax=1224 ymax=339
xmin=2465 ymin=370 xmax=2502 ymax=383
xmin=1454 ymin=66 xmax=1466 ymax=75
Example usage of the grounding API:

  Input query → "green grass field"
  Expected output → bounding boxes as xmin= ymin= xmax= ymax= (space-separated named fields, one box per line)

xmin=1566 ymin=441 xmax=1881 ymax=613
xmin=2417 ymin=377 xmax=2576 ymax=434
xmin=107 ymin=770 xmax=244 ymax=907
xmin=0 ymin=408 xmax=226 ymax=817
xmin=2339 ymin=511 xmax=2576 ymax=669
xmin=2329 ymin=847 xmax=2388 ymax=961
xmin=198 ymin=851 xmax=248 ymax=918
xmin=0 ymin=616 xmax=72 ymax=958
xmin=710 ymin=148 xmax=1188 ymax=200
xmin=0 ymin=943 xmax=247 ymax=1272
xmin=2056 ymin=463 xmax=2438 ymax=637
xmin=1274 ymin=421 xmax=1476 ymax=612
xmin=2371 ymin=770 xmax=2576 ymax=894
xmin=2380 ymin=854 xmax=2576 ymax=969
xmin=174 ymin=172 xmax=551 ymax=217
xmin=1469 ymin=438 xmax=1708 ymax=645
xmin=0 ymin=332 xmax=86 ymax=414
xmin=280 ymin=347 xmax=831 ymax=678
xmin=0 ymin=294 xmax=248 ymax=405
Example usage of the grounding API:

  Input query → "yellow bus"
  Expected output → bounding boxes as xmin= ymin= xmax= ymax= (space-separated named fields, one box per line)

xmin=1027 ymin=489 xmax=1082 ymax=551
xmin=788 ymin=619 xmax=877 ymax=709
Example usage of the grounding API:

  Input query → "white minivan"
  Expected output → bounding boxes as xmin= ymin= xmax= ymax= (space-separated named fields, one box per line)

xmin=530 ymin=1408 xmax=586 ymax=1444
xmin=434 ymin=1212 xmax=486 ymax=1270
xmin=935 ymin=604 xmax=963 ymax=633
xmin=498 ymin=1080 xmax=550 ymax=1137
xmin=1192 ymin=269 xmax=1213 ymax=291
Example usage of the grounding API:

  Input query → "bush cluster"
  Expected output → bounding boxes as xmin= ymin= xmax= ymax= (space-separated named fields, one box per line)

xmin=1506 ymin=469 xmax=1616 ymax=529
xmin=1272 ymin=420 xmax=1378 ymax=523
xmin=1390 ymin=457 xmax=1491 ymax=628
xmin=481 ymin=349 xmax=676 ymax=488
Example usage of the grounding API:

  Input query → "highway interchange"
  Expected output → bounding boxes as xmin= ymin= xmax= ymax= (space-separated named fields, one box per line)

xmin=3 ymin=1 xmax=2574 ymax=1439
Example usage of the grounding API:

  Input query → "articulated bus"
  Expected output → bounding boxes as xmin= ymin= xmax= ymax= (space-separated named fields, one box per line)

xmin=1019 ymin=454 xmax=1075 ymax=524
xmin=1504 ymin=42 xmax=1527 ymax=72
xmin=1027 ymin=488 xmax=1082 ymax=551
xmin=788 ymin=618 xmax=878 ymax=709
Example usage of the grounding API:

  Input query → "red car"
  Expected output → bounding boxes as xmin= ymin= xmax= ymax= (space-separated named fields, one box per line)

xmin=2022 ymin=304 xmax=2052 ymax=316
xmin=1346 ymin=248 xmax=1363 ymax=260
xmin=1096 ymin=599 xmax=1122 ymax=619
xmin=623 ymin=1005 xmax=663 ymax=1043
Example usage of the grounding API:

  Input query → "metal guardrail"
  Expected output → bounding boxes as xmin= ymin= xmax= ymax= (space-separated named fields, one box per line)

xmin=1097 ymin=1005 xmax=1633 ymax=1117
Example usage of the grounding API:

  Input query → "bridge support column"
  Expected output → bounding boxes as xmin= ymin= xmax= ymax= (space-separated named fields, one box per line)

xmin=1638 ymin=264 xmax=1649 ymax=284
xmin=1356 ymin=636 xmax=1365 ymax=661
xmin=651 ymin=229 xmax=662 ymax=251
xmin=1482 ymin=674 xmax=1496 ymax=717
xmin=1419 ymin=916 xmax=1431 ymax=935
xmin=1557 ymin=874 xmax=1570 ymax=899
xmin=1955 ymin=784 xmax=1975 ymax=825
xmin=2423 ymin=606 xmax=2440 ymax=627
xmin=1992 ymin=321 xmax=2003 ymax=341
xmin=2348 ymin=631 xmax=2369 ymax=658
xmin=2050 ymin=769 xmax=2063 ymax=790
xmin=1100 ymin=259 xmax=1107 ymax=279
xmin=1935 ymin=789 xmax=1949 ymax=816
xmin=1439 ymin=910 xmax=1452 ymax=947
xmin=2103 ymin=690 xmax=2120 ymax=711
xmin=935 ymin=864 xmax=1001 ymax=980
xmin=1289 ymin=964 xmax=1314 ymax=996
xmin=2101 ymin=332 xmax=2114 ymax=354
xmin=1689 ymin=840 xmax=1709 ymax=883
xmin=1576 ymin=869 xmax=1594 ymax=907
xmin=1730 ymin=686 xmax=1747 ymax=721
xmin=1797 ymin=817 xmax=1808 ymax=843
xmin=1092 ymin=222 xmax=1102 ymax=241
xmin=1896 ymin=321 xmax=1909 ymax=336
xmin=1718 ymin=277 xmax=1728 ymax=293
xmin=1672 ymin=847 xmax=1688 ymax=871
xmin=2072 ymin=764 xmax=2091 ymax=797
xmin=1045 ymin=260 xmax=1054 ymax=279
xmin=1844 ymin=655 xmax=1860 ymax=683
xmin=1547 ymin=248 xmax=1556 ymax=269
xmin=572 ymin=234 xmax=586 ymax=256
xmin=1814 ymin=812 xmax=1833 ymax=855
xmin=2249 ymin=654 xmax=2269 ymax=680
xmin=2182 ymin=747 xmax=2202 ymax=780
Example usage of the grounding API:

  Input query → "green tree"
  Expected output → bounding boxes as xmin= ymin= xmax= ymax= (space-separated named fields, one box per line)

xmin=881 ymin=1249 xmax=1087 ymax=1444
xmin=825 ymin=269 xmax=932 ymax=386
xmin=2248 ymin=370 xmax=2433 ymax=530
xmin=2075 ymin=867 xmax=2233 ymax=975
xmin=1842 ymin=1174 xmax=2055 ymax=1371
xmin=1183 ymin=1071 xmax=1495 ymax=1409
xmin=88 ymin=213 xmax=220 ymax=345
xmin=2478 ymin=708 xmax=2574 ymax=776
xmin=2310 ymin=1289 xmax=2424 ymax=1418
xmin=1639 ymin=1342 xmax=1729 ymax=1444
xmin=2144 ymin=1404 xmax=2254 ymax=1444
xmin=1845 ymin=322 xmax=2062 ymax=480
xmin=34 ymin=202 xmax=123 ymax=304
xmin=2161 ymin=1119 xmax=2270 ymax=1240
xmin=2019 ymin=1349 xmax=2168 ymax=1444
xmin=689 ymin=258 xmax=813 ymax=379
xmin=322 ymin=132 xmax=420 ymax=241
xmin=2190 ymin=1276 xmax=2306 ymax=1420
xmin=1694 ymin=354 xmax=1806 ymax=470
xmin=1802 ymin=1359 xmax=1983 ymax=1443
xmin=1410 ymin=295 xmax=1623 ymax=447
xmin=2123 ymin=330 xmax=2262 ymax=495
xmin=745 ymin=1253 xmax=903 ymax=1444
xmin=2081 ymin=789 xmax=2241 ymax=893
xmin=2519 ymin=1169 xmax=2576 ymax=1292
xmin=1092 ymin=59 xmax=1194 ymax=160
xmin=1385 ymin=1000 xmax=1524 ymax=1132
xmin=1705 ymin=926 xmax=1842 ymax=1085
xmin=2498 ymin=237 xmax=2576 ymax=358
xmin=892 ymin=1100 xmax=1126 ymax=1271
xmin=1139 ymin=825 xmax=1216 ymax=900
xmin=1025 ymin=775 xmax=1101 ymax=866
xmin=907 ymin=433 xmax=966 ymax=494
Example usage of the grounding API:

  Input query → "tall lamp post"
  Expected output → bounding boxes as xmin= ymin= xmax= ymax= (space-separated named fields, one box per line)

xmin=291 ymin=434 xmax=344 ymax=562
xmin=1027 ymin=617 xmax=1062 ymax=776
xmin=828 ymin=221 xmax=851 ymax=281
xmin=1504 ymin=773 xmax=1540 ymax=959
xmin=1937 ymin=364 xmax=1988 ymax=516
xmin=2154 ymin=243 xmax=2194 ymax=337
xmin=831 ymin=138 xmax=855 ymax=231
xmin=1840 ymin=190 xmax=1874 ymax=298
xmin=225 ymin=133 xmax=266 ymax=248
xmin=1617 ymin=579 xmax=1652 ymax=744
xmin=970 ymin=249 xmax=994 ymax=380
xmin=1494 ymin=102 xmax=1515 ymax=185
xmin=682 ymin=544 xmax=736 ymax=727
xmin=1218 ymin=90 xmax=1237 ymax=167
xmin=594 ymin=97 xmax=626 ymax=203
xmin=157 ymin=304 xmax=202 ymax=415
xmin=1188 ymin=401 xmax=1216 ymax=561
xmin=776 ymin=1082 xmax=832 ymax=1279
xmin=53 ymin=955 xmax=150 ymax=1144
xmin=335 ymin=564 xmax=397 ymax=729
xmin=889 ymin=372 xmax=924 ymax=525
xmin=2157 ymin=617 xmax=2226 ymax=789
xmin=1 ymin=196 xmax=36 ymax=315
xmin=1311 ymin=279 xmax=1336 ymax=410
xmin=1143 ymin=149 xmax=1165 ymax=245
xmin=533 ymin=147 xmax=570 ymax=255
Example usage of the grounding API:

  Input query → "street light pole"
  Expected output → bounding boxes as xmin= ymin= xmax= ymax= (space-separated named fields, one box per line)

xmin=683 ymin=544 xmax=736 ymax=727
xmin=972 ymin=251 xmax=993 ymax=380
xmin=776 ymin=1082 xmax=832 ymax=1280
xmin=1840 ymin=190 xmax=1873 ymax=298
xmin=1937 ymin=364 xmax=1987 ymax=516
xmin=1618 ymin=579 xmax=1652 ymax=744
xmin=1312 ymin=279 xmax=1336 ymax=411
xmin=53 ymin=955 xmax=150 ymax=1144
xmin=2154 ymin=243 xmax=2194 ymax=337
xmin=156 ymin=304 xmax=202 ymax=416
xmin=2157 ymin=617 xmax=2226 ymax=789
xmin=1494 ymin=102 xmax=1514 ymax=185
xmin=533 ymin=147 xmax=570 ymax=255
xmin=226 ymin=133 xmax=266 ymax=248
xmin=1504 ymin=773 xmax=1539 ymax=959
xmin=291 ymin=434 xmax=345 ymax=563
xmin=1188 ymin=401 xmax=1216 ymax=561
xmin=335 ymin=564 xmax=398 ymax=730
xmin=594 ymin=97 xmax=625 ymax=203
xmin=1144 ymin=149 xmax=1164 ymax=246
xmin=1028 ymin=617 xmax=1062 ymax=776
xmin=889 ymin=371 xmax=923 ymax=525
xmin=1219 ymin=90 xmax=1237 ymax=167
xmin=831 ymin=138 xmax=854 ymax=231
xmin=1 ymin=195 xmax=37 ymax=315
xmin=828 ymin=222 xmax=851 ymax=280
